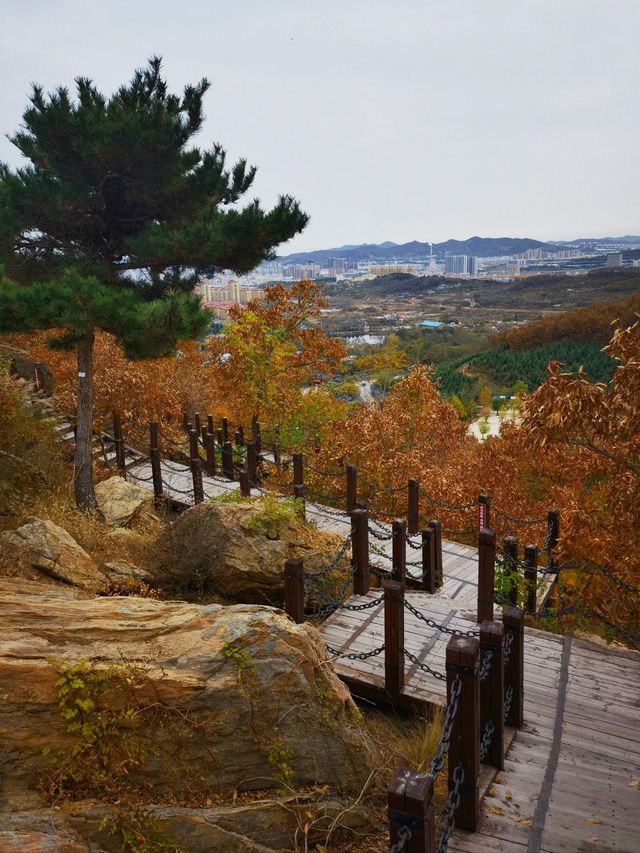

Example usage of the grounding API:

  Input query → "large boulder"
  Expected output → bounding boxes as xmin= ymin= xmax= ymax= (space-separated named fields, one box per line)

xmin=94 ymin=476 xmax=155 ymax=527
xmin=0 ymin=517 xmax=107 ymax=589
xmin=0 ymin=580 xmax=373 ymax=810
xmin=153 ymin=498 xmax=351 ymax=605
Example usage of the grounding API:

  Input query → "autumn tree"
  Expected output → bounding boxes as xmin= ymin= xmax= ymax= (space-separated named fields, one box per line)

xmin=0 ymin=58 xmax=307 ymax=508
xmin=204 ymin=281 xmax=346 ymax=438
xmin=479 ymin=385 xmax=493 ymax=411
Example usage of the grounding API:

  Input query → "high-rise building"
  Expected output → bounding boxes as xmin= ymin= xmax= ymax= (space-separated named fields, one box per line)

xmin=606 ymin=252 xmax=623 ymax=268
xmin=445 ymin=255 xmax=468 ymax=275
xmin=468 ymin=257 xmax=479 ymax=277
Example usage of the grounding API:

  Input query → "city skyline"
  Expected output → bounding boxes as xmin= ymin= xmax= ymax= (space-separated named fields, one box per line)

xmin=0 ymin=0 xmax=638 ymax=253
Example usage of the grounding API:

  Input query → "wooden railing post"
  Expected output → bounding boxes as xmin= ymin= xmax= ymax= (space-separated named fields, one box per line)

xmin=273 ymin=441 xmax=281 ymax=470
xmin=235 ymin=426 xmax=244 ymax=447
xmin=392 ymin=519 xmax=406 ymax=584
xmin=388 ymin=768 xmax=436 ymax=853
xmin=477 ymin=529 xmax=496 ymax=623
xmin=446 ymin=635 xmax=480 ymax=831
xmin=503 ymin=606 xmax=524 ymax=728
xmin=182 ymin=412 xmax=189 ymax=432
xmin=149 ymin=421 xmax=163 ymax=504
xmin=351 ymin=508 xmax=370 ymax=595
xmin=292 ymin=452 xmax=304 ymax=491
xmin=188 ymin=428 xmax=204 ymax=503
xmin=239 ymin=470 xmax=251 ymax=498
xmin=421 ymin=527 xmax=436 ymax=593
xmin=346 ymin=464 xmax=357 ymax=513
xmin=479 ymin=620 xmax=504 ymax=770
xmin=113 ymin=411 xmax=126 ymax=475
xmin=207 ymin=414 xmax=214 ymax=435
xmin=188 ymin=428 xmax=199 ymax=462
xmin=221 ymin=417 xmax=229 ymax=443
xmin=428 ymin=520 xmax=443 ymax=588
xmin=194 ymin=412 xmax=201 ymax=437
xmin=222 ymin=440 xmax=234 ymax=481
xmin=384 ymin=580 xmax=405 ymax=702
xmin=284 ymin=557 xmax=305 ymax=624
xmin=246 ymin=440 xmax=258 ymax=485
xmin=504 ymin=535 xmax=519 ymax=606
xmin=477 ymin=492 xmax=491 ymax=532
xmin=408 ymin=479 xmax=420 ymax=535
xmin=524 ymin=544 xmax=538 ymax=614
xmin=216 ymin=427 xmax=224 ymax=447
xmin=204 ymin=431 xmax=216 ymax=476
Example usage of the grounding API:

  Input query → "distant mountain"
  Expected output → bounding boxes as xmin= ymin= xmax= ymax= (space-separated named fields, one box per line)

xmin=278 ymin=236 xmax=562 ymax=264
xmin=555 ymin=235 xmax=640 ymax=246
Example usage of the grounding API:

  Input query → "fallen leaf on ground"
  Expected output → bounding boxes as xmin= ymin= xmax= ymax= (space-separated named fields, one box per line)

xmin=585 ymin=818 xmax=602 ymax=825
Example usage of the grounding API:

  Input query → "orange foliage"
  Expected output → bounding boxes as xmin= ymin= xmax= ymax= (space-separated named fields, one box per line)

xmin=498 ymin=293 xmax=640 ymax=351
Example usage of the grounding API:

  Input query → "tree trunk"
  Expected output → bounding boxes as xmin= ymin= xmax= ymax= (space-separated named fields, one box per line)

xmin=74 ymin=329 xmax=97 ymax=510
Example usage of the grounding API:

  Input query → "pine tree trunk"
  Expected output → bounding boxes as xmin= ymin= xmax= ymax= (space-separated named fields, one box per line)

xmin=74 ymin=329 xmax=97 ymax=510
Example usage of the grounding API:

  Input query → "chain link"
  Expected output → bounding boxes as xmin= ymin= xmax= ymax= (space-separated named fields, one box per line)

xmin=389 ymin=825 xmax=412 ymax=853
xmin=404 ymin=649 xmax=447 ymax=683
xmin=479 ymin=719 xmax=495 ymax=762
xmin=437 ymin=763 xmax=465 ymax=853
xmin=429 ymin=674 xmax=462 ymax=774
xmin=504 ymin=684 xmax=514 ymax=718
xmin=503 ymin=629 xmax=514 ymax=664
xmin=302 ymin=532 xmax=353 ymax=579
xmin=326 ymin=643 xmax=385 ymax=661
xmin=404 ymin=598 xmax=479 ymax=637
xmin=479 ymin=648 xmax=494 ymax=682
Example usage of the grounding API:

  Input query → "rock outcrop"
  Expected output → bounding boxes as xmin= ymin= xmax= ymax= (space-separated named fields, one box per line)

xmin=0 ymin=517 xmax=107 ymax=589
xmin=153 ymin=499 xmax=351 ymax=605
xmin=0 ymin=580 xmax=373 ymax=810
xmin=94 ymin=476 xmax=155 ymax=527
xmin=1 ymin=794 xmax=373 ymax=852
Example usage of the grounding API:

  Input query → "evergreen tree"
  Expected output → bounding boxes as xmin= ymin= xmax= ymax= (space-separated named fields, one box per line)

xmin=0 ymin=58 xmax=308 ymax=508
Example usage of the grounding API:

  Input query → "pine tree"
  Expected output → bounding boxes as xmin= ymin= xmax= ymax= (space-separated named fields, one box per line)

xmin=0 ymin=58 xmax=308 ymax=508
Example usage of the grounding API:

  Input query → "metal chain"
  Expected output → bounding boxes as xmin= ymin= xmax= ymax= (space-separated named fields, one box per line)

xmin=504 ymin=684 xmax=514 ymax=718
xmin=404 ymin=598 xmax=479 ymax=637
xmin=306 ymin=497 xmax=349 ymax=519
xmin=326 ymin=643 xmax=385 ymax=661
xmin=404 ymin=649 xmax=447 ymax=682
xmin=305 ymin=462 xmax=346 ymax=478
xmin=429 ymin=674 xmax=462 ymax=774
xmin=503 ymin=629 xmax=514 ymax=664
xmin=437 ymin=763 xmax=465 ymax=853
xmin=479 ymin=648 xmax=494 ymax=682
xmin=370 ymin=526 xmax=394 ymax=542
xmin=302 ymin=532 xmax=353 ymax=578
xmin=389 ymin=825 xmax=412 ymax=853
xmin=479 ymin=719 xmax=495 ymax=762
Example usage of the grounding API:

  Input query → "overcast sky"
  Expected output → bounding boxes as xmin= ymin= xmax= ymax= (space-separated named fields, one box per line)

xmin=1 ymin=0 xmax=638 ymax=253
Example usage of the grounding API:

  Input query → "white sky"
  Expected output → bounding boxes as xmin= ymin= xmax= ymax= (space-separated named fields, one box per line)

xmin=1 ymin=0 xmax=638 ymax=253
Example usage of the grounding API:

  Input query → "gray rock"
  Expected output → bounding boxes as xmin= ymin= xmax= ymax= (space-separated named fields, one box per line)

xmin=0 ymin=517 xmax=107 ymax=589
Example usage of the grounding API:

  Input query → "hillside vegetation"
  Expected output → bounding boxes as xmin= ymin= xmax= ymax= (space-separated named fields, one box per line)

xmin=435 ymin=341 xmax=614 ymax=398
xmin=497 ymin=292 xmax=640 ymax=350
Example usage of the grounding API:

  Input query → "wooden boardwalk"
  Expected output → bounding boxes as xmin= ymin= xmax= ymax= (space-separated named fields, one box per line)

xmin=449 ymin=631 xmax=640 ymax=853
xmin=51 ymin=426 xmax=640 ymax=852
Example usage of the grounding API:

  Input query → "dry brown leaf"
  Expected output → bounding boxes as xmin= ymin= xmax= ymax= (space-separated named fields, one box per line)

xmin=585 ymin=818 xmax=602 ymax=825
xmin=505 ymin=790 xmax=513 ymax=800
xmin=628 ymin=779 xmax=640 ymax=787
xmin=486 ymin=806 xmax=505 ymax=815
